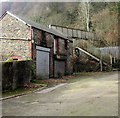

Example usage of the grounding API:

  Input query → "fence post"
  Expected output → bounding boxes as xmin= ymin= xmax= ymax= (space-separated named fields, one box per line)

xmin=110 ymin=54 xmax=113 ymax=66
xmin=113 ymin=57 xmax=116 ymax=63
xmin=100 ymin=51 xmax=103 ymax=71
xmin=100 ymin=60 xmax=103 ymax=71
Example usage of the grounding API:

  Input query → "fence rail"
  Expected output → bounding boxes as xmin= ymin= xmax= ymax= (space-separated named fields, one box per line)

xmin=50 ymin=25 xmax=119 ymax=65
xmin=74 ymin=39 xmax=113 ymax=65
xmin=99 ymin=46 xmax=120 ymax=59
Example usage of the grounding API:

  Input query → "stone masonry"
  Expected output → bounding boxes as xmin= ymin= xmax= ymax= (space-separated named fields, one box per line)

xmin=1 ymin=14 xmax=31 ymax=39
xmin=0 ymin=13 xmax=31 ymax=60
xmin=1 ymin=39 xmax=31 ymax=60
xmin=1 ymin=12 xmax=73 ymax=77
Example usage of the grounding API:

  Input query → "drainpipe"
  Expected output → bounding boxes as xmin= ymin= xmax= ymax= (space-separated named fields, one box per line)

xmin=30 ymin=26 xmax=34 ymax=59
xmin=110 ymin=54 xmax=113 ymax=66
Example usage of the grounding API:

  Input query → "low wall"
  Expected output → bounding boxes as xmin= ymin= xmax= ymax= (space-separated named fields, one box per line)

xmin=1 ymin=60 xmax=33 ymax=91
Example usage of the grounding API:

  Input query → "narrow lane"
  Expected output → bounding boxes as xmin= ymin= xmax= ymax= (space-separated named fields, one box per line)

xmin=2 ymin=72 xmax=118 ymax=116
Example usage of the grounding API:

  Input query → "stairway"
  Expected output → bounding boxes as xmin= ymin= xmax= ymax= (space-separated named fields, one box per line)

xmin=73 ymin=39 xmax=111 ymax=66
xmin=49 ymin=25 xmax=112 ymax=66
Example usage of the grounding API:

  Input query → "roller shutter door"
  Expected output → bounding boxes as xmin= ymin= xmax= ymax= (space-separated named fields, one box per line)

xmin=36 ymin=46 xmax=50 ymax=79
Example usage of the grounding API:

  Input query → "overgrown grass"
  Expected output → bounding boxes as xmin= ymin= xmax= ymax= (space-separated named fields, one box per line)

xmin=2 ymin=88 xmax=36 ymax=98
xmin=31 ymin=79 xmax=47 ymax=85
xmin=2 ymin=80 xmax=47 ymax=98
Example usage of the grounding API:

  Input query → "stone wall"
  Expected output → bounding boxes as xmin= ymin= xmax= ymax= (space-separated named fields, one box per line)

xmin=73 ymin=57 xmax=100 ymax=72
xmin=46 ymin=33 xmax=53 ymax=48
xmin=66 ymin=42 xmax=73 ymax=75
xmin=0 ymin=13 xmax=73 ymax=78
xmin=1 ymin=60 xmax=33 ymax=91
xmin=33 ymin=28 xmax=53 ymax=48
xmin=59 ymin=38 xmax=67 ymax=55
xmin=32 ymin=30 xmax=55 ymax=77
xmin=46 ymin=33 xmax=54 ymax=77
xmin=1 ymin=39 xmax=31 ymax=61
xmin=32 ymin=27 xmax=73 ymax=77
xmin=33 ymin=28 xmax=67 ymax=54
xmin=1 ymin=14 xmax=31 ymax=39
xmin=33 ymin=28 xmax=41 ymax=44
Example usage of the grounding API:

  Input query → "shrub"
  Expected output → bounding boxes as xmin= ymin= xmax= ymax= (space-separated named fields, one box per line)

xmin=5 ymin=58 xmax=14 ymax=62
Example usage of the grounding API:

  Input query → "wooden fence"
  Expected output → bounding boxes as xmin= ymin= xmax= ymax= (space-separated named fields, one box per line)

xmin=99 ymin=46 xmax=120 ymax=60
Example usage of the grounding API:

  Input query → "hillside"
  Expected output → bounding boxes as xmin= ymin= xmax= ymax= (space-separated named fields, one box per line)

xmin=1 ymin=2 xmax=119 ymax=47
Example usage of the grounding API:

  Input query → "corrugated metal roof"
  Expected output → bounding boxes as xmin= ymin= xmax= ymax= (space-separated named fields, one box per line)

xmin=2 ymin=11 xmax=68 ymax=40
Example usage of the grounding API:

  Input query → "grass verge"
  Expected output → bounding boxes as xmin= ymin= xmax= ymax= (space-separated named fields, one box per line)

xmin=2 ymin=81 xmax=47 ymax=98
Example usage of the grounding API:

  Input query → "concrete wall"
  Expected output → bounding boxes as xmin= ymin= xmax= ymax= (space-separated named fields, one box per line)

xmin=2 ymin=60 xmax=33 ymax=91
xmin=1 ymin=14 xmax=31 ymax=39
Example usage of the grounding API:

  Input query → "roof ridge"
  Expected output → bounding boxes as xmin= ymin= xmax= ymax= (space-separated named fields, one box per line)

xmin=1 ymin=11 xmax=68 ymax=40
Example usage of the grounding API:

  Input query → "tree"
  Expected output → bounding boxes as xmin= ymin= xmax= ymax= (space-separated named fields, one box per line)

xmin=78 ymin=2 xmax=90 ymax=31
xmin=85 ymin=2 xmax=90 ymax=31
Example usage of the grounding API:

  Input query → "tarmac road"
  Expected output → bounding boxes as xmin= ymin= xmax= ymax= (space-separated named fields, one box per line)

xmin=2 ymin=71 xmax=118 ymax=116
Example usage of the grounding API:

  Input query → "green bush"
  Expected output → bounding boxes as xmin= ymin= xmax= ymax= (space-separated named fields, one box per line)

xmin=5 ymin=58 xmax=14 ymax=62
xmin=36 ymin=74 xmax=44 ymax=80
xmin=112 ymin=59 xmax=120 ymax=70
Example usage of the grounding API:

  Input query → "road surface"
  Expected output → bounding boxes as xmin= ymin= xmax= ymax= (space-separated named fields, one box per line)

xmin=2 ymin=71 xmax=118 ymax=116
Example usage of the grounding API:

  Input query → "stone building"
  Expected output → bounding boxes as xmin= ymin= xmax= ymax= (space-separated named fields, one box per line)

xmin=0 ymin=11 xmax=73 ymax=78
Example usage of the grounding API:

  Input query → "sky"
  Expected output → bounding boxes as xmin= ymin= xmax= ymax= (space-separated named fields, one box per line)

xmin=0 ymin=0 xmax=9 ymax=2
xmin=0 ymin=0 xmax=119 ymax=2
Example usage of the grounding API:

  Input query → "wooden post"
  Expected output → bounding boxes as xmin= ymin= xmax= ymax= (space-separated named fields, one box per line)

xmin=100 ymin=60 xmax=103 ymax=71
xmin=73 ymin=39 xmax=75 ymax=57
xmin=113 ymin=57 xmax=116 ymax=63
xmin=100 ymin=51 xmax=103 ymax=71
xmin=110 ymin=54 xmax=112 ymax=66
